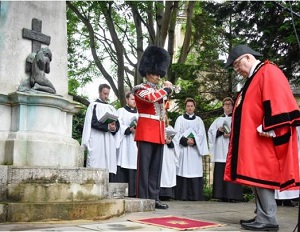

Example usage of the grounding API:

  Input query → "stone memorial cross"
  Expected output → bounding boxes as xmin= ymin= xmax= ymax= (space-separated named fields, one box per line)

xmin=22 ymin=18 xmax=51 ymax=53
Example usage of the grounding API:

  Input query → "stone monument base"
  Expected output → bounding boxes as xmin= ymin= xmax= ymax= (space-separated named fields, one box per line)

xmin=0 ymin=91 xmax=83 ymax=167
xmin=4 ymin=131 xmax=83 ymax=167
xmin=0 ymin=166 xmax=155 ymax=222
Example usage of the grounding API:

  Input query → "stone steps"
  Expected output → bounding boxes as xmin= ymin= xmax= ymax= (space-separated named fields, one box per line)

xmin=0 ymin=198 xmax=155 ymax=222
xmin=0 ymin=166 xmax=155 ymax=222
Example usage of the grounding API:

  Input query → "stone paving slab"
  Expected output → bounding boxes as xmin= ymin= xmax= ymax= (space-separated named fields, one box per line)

xmin=79 ymin=221 xmax=175 ymax=231
xmin=0 ymin=200 xmax=297 ymax=231
xmin=32 ymin=226 xmax=91 ymax=231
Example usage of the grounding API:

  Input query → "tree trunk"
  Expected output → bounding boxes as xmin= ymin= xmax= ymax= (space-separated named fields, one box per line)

xmin=129 ymin=2 xmax=144 ymax=85
xmin=168 ymin=1 xmax=179 ymax=83
xmin=147 ymin=2 xmax=156 ymax=45
xmin=178 ymin=1 xmax=195 ymax=64
xmin=158 ymin=1 xmax=173 ymax=46
xmin=103 ymin=3 xmax=125 ymax=106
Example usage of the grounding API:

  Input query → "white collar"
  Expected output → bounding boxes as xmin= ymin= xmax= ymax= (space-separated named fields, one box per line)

xmin=187 ymin=113 xmax=194 ymax=118
xmin=249 ymin=60 xmax=261 ymax=77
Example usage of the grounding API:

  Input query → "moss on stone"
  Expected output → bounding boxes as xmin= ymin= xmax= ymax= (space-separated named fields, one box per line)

xmin=21 ymin=175 xmax=70 ymax=184
xmin=84 ymin=178 xmax=95 ymax=184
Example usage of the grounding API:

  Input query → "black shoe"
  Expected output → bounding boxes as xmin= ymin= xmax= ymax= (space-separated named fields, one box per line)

xmin=155 ymin=201 xmax=168 ymax=209
xmin=239 ymin=217 xmax=256 ymax=225
xmin=241 ymin=221 xmax=279 ymax=231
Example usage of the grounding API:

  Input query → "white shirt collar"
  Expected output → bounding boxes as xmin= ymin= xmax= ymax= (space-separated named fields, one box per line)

xmin=249 ymin=60 xmax=261 ymax=77
xmin=187 ymin=113 xmax=194 ymax=118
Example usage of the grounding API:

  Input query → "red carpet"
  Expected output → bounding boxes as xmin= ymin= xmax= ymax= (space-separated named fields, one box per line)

xmin=130 ymin=215 xmax=224 ymax=230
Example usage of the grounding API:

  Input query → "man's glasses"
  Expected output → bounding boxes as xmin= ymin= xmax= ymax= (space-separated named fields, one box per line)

xmin=233 ymin=55 xmax=247 ymax=69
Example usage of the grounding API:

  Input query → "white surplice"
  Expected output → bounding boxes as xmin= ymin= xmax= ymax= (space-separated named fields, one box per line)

xmin=81 ymin=101 xmax=118 ymax=174
xmin=208 ymin=115 xmax=231 ymax=163
xmin=174 ymin=115 xmax=209 ymax=178
xmin=160 ymin=125 xmax=180 ymax=188
xmin=116 ymin=107 xmax=138 ymax=169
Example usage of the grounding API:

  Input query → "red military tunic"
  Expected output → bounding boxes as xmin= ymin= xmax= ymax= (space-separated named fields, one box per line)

xmin=224 ymin=61 xmax=300 ymax=191
xmin=133 ymin=83 xmax=168 ymax=144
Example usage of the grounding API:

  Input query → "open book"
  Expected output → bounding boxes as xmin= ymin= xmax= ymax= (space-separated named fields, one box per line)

xmin=99 ymin=112 xmax=118 ymax=124
xmin=166 ymin=128 xmax=177 ymax=138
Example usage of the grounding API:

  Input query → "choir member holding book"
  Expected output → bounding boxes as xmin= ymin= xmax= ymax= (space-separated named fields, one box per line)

xmin=110 ymin=92 xmax=138 ymax=197
xmin=173 ymin=98 xmax=209 ymax=201
xmin=208 ymin=97 xmax=243 ymax=202
xmin=81 ymin=83 xmax=120 ymax=177
xmin=160 ymin=115 xmax=179 ymax=200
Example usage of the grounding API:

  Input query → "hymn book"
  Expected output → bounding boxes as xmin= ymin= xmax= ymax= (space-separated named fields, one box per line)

xmin=99 ymin=112 xmax=118 ymax=124
xmin=182 ymin=127 xmax=197 ymax=140
xmin=187 ymin=132 xmax=195 ymax=138
xmin=129 ymin=116 xmax=138 ymax=128
xmin=166 ymin=128 xmax=177 ymax=138
xmin=223 ymin=121 xmax=231 ymax=134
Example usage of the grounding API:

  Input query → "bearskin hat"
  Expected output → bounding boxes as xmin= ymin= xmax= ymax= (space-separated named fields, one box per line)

xmin=138 ymin=45 xmax=170 ymax=77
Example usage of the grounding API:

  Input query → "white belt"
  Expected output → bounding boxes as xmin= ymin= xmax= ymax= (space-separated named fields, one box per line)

xmin=139 ymin=113 xmax=160 ymax=120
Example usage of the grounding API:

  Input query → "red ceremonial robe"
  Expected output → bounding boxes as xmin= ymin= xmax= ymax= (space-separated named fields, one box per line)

xmin=224 ymin=61 xmax=300 ymax=191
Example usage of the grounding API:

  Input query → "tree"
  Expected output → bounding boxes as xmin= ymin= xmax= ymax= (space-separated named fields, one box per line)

xmin=185 ymin=1 xmax=300 ymax=115
xmin=199 ymin=1 xmax=300 ymax=82
xmin=67 ymin=1 xmax=196 ymax=106
xmin=67 ymin=1 xmax=300 ymax=134
xmin=163 ymin=1 xmax=300 ymax=128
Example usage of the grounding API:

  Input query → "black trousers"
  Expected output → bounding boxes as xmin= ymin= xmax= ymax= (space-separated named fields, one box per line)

xmin=136 ymin=141 xmax=164 ymax=200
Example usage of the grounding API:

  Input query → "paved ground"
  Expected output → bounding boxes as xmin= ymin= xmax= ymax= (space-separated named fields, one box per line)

xmin=0 ymin=200 xmax=298 ymax=231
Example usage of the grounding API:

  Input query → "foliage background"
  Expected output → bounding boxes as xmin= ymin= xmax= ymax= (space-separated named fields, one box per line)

xmin=68 ymin=0 xmax=300 ymax=159
xmin=68 ymin=1 xmax=299 ymax=200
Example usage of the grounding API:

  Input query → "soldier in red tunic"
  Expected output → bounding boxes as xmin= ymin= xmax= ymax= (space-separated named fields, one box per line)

xmin=133 ymin=45 xmax=173 ymax=209
xmin=224 ymin=44 xmax=300 ymax=231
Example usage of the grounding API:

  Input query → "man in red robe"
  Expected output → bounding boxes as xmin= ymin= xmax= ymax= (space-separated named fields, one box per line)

xmin=133 ymin=45 xmax=173 ymax=209
xmin=224 ymin=44 xmax=300 ymax=231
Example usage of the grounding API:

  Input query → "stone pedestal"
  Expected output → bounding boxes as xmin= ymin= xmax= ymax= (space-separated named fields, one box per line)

xmin=0 ymin=91 xmax=153 ymax=222
xmin=0 ymin=91 xmax=83 ymax=167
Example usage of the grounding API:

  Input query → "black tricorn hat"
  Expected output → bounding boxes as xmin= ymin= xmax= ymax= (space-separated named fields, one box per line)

xmin=138 ymin=45 xmax=170 ymax=77
xmin=224 ymin=44 xmax=262 ymax=69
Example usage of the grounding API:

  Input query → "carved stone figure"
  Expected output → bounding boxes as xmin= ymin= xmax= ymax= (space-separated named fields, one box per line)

xmin=18 ymin=47 xmax=56 ymax=94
